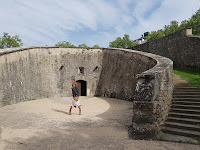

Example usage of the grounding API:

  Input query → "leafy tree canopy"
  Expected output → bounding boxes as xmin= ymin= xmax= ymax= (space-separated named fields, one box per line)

xmin=78 ymin=43 xmax=88 ymax=48
xmin=0 ymin=32 xmax=23 ymax=49
xmin=92 ymin=44 xmax=101 ymax=48
xmin=186 ymin=8 xmax=200 ymax=35
xmin=55 ymin=41 xmax=75 ymax=47
xmin=164 ymin=20 xmax=179 ymax=35
xmin=109 ymin=34 xmax=138 ymax=48
xmin=147 ymin=29 xmax=165 ymax=41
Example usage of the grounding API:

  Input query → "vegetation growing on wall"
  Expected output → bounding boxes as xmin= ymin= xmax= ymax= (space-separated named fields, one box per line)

xmin=0 ymin=32 xmax=23 ymax=49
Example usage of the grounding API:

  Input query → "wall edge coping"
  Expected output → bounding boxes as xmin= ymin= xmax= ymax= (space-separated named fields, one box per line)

xmin=0 ymin=46 xmax=173 ymax=79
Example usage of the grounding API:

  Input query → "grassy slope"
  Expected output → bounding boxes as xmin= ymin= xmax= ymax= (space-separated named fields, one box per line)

xmin=173 ymin=68 xmax=200 ymax=88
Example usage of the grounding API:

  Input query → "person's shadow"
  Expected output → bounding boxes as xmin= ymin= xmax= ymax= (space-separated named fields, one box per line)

xmin=52 ymin=109 xmax=69 ymax=115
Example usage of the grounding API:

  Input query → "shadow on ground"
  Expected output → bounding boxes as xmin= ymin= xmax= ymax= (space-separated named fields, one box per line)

xmin=2 ymin=97 xmax=133 ymax=150
xmin=1 ymin=97 xmax=200 ymax=150
xmin=52 ymin=109 xmax=69 ymax=115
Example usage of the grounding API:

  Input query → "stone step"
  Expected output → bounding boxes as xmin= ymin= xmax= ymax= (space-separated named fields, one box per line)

xmin=167 ymin=117 xmax=200 ymax=125
xmin=166 ymin=75 xmax=200 ymax=138
xmin=174 ymin=87 xmax=199 ymax=89
xmin=173 ymin=92 xmax=200 ymax=95
xmin=173 ymin=90 xmax=199 ymax=93
xmin=171 ymin=104 xmax=200 ymax=110
xmin=170 ymin=108 xmax=200 ymax=114
xmin=173 ymin=95 xmax=200 ymax=98
xmin=172 ymin=98 xmax=200 ymax=102
xmin=162 ymin=127 xmax=200 ymax=138
xmin=174 ymin=88 xmax=200 ymax=92
xmin=172 ymin=101 xmax=200 ymax=105
xmin=164 ymin=121 xmax=200 ymax=132
xmin=168 ymin=112 xmax=200 ymax=120
xmin=174 ymin=90 xmax=200 ymax=93
xmin=174 ymin=83 xmax=193 ymax=87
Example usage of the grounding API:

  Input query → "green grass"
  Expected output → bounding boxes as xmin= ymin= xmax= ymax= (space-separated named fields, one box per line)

xmin=173 ymin=68 xmax=200 ymax=88
xmin=26 ymin=98 xmax=37 ymax=101
xmin=196 ymin=137 xmax=200 ymax=144
xmin=156 ymin=131 xmax=165 ymax=141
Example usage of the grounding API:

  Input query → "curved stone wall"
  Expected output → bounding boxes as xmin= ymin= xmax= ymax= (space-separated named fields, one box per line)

xmin=95 ymin=48 xmax=157 ymax=100
xmin=0 ymin=47 xmax=157 ymax=106
xmin=0 ymin=47 xmax=103 ymax=106
xmin=0 ymin=47 xmax=173 ymax=139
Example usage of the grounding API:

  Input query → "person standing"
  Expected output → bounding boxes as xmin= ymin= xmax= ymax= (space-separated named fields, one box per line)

xmin=69 ymin=76 xmax=81 ymax=115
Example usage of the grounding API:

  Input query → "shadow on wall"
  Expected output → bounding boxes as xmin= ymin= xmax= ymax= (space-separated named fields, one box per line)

xmin=0 ymin=47 xmax=156 ymax=106
xmin=95 ymin=48 xmax=157 ymax=100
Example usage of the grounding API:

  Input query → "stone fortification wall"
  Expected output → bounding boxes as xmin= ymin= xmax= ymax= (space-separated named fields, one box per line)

xmin=0 ymin=47 xmax=173 ymax=139
xmin=131 ymin=52 xmax=173 ymax=139
xmin=0 ymin=47 xmax=103 ymax=106
xmin=133 ymin=28 xmax=200 ymax=69
xmin=0 ymin=47 xmax=158 ymax=107
xmin=95 ymin=49 xmax=157 ymax=100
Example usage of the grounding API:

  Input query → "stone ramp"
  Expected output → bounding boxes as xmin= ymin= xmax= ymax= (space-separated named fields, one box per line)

xmin=0 ymin=96 xmax=199 ymax=149
xmin=162 ymin=74 xmax=200 ymax=142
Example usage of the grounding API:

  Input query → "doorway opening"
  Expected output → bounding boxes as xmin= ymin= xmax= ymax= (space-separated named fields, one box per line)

xmin=76 ymin=80 xmax=87 ymax=96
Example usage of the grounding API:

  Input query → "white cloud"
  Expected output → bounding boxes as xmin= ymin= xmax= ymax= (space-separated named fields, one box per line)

xmin=0 ymin=0 xmax=199 ymax=47
xmin=126 ymin=0 xmax=200 ymax=40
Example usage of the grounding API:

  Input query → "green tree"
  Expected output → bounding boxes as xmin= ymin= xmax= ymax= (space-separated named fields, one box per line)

xmin=78 ymin=43 xmax=88 ymax=48
xmin=147 ymin=29 xmax=165 ymax=41
xmin=188 ymin=9 xmax=200 ymax=35
xmin=92 ymin=44 xmax=101 ymax=48
xmin=132 ymin=41 xmax=139 ymax=47
xmin=122 ymin=34 xmax=136 ymax=48
xmin=179 ymin=20 xmax=189 ymax=30
xmin=0 ymin=32 xmax=23 ymax=49
xmin=55 ymin=41 xmax=75 ymax=47
xmin=164 ymin=20 xmax=179 ymax=35
xmin=109 ymin=34 xmax=136 ymax=48
xmin=109 ymin=37 xmax=123 ymax=48
xmin=147 ymin=8 xmax=200 ymax=41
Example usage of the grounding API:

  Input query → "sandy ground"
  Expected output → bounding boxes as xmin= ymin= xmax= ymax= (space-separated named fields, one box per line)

xmin=0 ymin=96 xmax=199 ymax=150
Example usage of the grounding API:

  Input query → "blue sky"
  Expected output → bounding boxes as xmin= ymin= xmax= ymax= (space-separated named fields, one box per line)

xmin=0 ymin=0 xmax=200 ymax=47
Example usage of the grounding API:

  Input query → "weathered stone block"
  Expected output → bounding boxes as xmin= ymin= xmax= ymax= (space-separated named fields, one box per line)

xmin=132 ymin=112 xmax=156 ymax=124
xmin=133 ymin=101 xmax=154 ymax=111
xmin=129 ymin=124 xmax=157 ymax=140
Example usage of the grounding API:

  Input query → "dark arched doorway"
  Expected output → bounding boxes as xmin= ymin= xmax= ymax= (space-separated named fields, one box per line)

xmin=76 ymin=80 xmax=87 ymax=96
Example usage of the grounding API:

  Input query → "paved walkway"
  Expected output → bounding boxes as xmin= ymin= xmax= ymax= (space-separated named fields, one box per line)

xmin=0 ymin=97 xmax=199 ymax=150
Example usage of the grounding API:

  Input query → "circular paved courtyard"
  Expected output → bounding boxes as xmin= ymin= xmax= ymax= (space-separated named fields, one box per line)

xmin=0 ymin=97 xmax=199 ymax=150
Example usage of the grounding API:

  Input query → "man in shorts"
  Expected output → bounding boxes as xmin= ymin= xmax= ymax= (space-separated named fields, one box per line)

xmin=69 ymin=76 xmax=81 ymax=115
